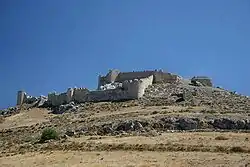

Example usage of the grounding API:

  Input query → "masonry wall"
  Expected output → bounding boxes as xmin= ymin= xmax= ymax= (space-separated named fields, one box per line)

xmin=72 ymin=88 xmax=90 ymax=103
xmin=123 ymin=75 xmax=154 ymax=99
xmin=98 ymin=70 xmax=181 ymax=89
xmin=84 ymin=89 xmax=131 ymax=102
xmin=48 ymin=92 xmax=69 ymax=106
xmin=116 ymin=71 xmax=155 ymax=83
xmin=17 ymin=91 xmax=26 ymax=105
xmin=153 ymin=72 xmax=181 ymax=83
xmin=98 ymin=70 xmax=121 ymax=89
xmin=106 ymin=69 xmax=120 ymax=83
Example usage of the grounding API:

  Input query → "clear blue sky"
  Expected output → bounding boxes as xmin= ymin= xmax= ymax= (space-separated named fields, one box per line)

xmin=0 ymin=0 xmax=250 ymax=109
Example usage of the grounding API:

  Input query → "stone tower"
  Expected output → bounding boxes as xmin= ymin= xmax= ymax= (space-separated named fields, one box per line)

xmin=17 ymin=91 xmax=26 ymax=105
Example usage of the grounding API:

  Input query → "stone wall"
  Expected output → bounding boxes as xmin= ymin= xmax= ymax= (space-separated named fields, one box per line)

xmin=48 ymin=92 xmax=69 ymax=106
xmin=123 ymin=75 xmax=154 ymax=99
xmin=47 ymin=75 xmax=154 ymax=106
xmin=153 ymin=72 xmax=181 ymax=83
xmin=72 ymin=88 xmax=90 ymax=103
xmin=84 ymin=89 xmax=131 ymax=102
xmin=17 ymin=91 xmax=39 ymax=105
xmin=17 ymin=91 xmax=26 ymax=105
xmin=116 ymin=71 xmax=155 ymax=83
xmin=191 ymin=76 xmax=213 ymax=87
xmin=98 ymin=69 xmax=180 ymax=89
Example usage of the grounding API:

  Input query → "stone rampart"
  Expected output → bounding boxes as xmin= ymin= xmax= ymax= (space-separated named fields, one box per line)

xmin=72 ymin=88 xmax=90 ymax=103
xmin=48 ymin=92 xmax=68 ymax=106
xmin=123 ymin=75 xmax=154 ymax=99
xmin=98 ymin=69 xmax=180 ymax=89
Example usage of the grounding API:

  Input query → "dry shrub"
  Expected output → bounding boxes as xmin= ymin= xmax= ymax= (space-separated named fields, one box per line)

xmin=0 ymin=116 xmax=5 ymax=123
xmin=215 ymin=136 xmax=229 ymax=140
xmin=230 ymin=146 xmax=246 ymax=153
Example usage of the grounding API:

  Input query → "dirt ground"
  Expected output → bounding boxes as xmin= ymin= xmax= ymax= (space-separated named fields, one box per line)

xmin=1 ymin=151 xmax=250 ymax=167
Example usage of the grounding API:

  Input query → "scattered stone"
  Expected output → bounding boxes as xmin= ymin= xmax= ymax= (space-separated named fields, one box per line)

xmin=65 ymin=130 xmax=75 ymax=137
xmin=37 ymin=96 xmax=48 ymax=107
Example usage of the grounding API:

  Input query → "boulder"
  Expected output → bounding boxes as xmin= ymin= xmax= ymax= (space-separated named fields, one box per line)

xmin=65 ymin=130 xmax=75 ymax=137
xmin=37 ymin=96 xmax=48 ymax=107
xmin=134 ymin=121 xmax=144 ymax=130
xmin=177 ymin=118 xmax=198 ymax=130
xmin=212 ymin=118 xmax=237 ymax=129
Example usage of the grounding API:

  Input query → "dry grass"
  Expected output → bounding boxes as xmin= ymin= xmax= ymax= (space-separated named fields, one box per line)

xmin=215 ymin=136 xmax=229 ymax=140
xmin=71 ymin=132 xmax=250 ymax=150
xmin=0 ymin=108 xmax=53 ymax=130
xmin=1 ymin=151 xmax=250 ymax=167
xmin=1 ymin=104 xmax=250 ymax=167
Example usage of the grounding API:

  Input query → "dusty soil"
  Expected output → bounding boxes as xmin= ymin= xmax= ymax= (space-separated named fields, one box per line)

xmin=1 ymin=151 xmax=250 ymax=167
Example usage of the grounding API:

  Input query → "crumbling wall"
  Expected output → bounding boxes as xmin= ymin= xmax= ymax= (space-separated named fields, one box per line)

xmin=72 ymin=88 xmax=90 ymax=103
xmin=48 ymin=92 xmax=69 ymax=106
xmin=191 ymin=76 xmax=213 ymax=87
xmin=116 ymin=71 xmax=155 ymax=83
xmin=106 ymin=69 xmax=120 ymax=83
xmin=154 ymin=72 xmax=182 ymax=83
xmin=84 ymin=89 xmax=130 ymax=102
xmin=17 ymin=91 xmax=26 ymax=105
xmin=73 ymin=75 xmax=153 ymax=103
xmin=98 ymin=69 xmax=181 ymax=89
xmin=98 ymin=69 xmax=120 ymax=89
xmin=17 ymin=91 xmax=39 ymax=105
xmin=123 ymin=75 xmax=154 ymax=99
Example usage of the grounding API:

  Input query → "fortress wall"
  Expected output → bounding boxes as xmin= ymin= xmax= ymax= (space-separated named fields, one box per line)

xmin=115 ymin=71 xmax=155 ymax=83
xmin=106 ymin=69 xmax=120 ymax=83
xmin=98 ymin=69 xmax=181 ymax=88
xmin=123 ymin=75 xmax=154 ymax=99
xmin=98 ymin=70 xmax=120 ymax=89
xmin=72 ymin=88 xmax=90 ymax=103
xmin=84 ymin=89 xmax=131 ymax=102
xmin=48 ymin=92 xmax=69 ymax=106
xmin=153 ymin=72 xmax=181 ymax=83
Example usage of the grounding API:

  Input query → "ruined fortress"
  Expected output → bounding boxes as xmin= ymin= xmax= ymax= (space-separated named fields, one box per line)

xmin=16 ymin=69 xmax=212 ymax=107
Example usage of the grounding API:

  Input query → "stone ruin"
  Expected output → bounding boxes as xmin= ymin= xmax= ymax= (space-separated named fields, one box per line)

xmin=16 ymin=91 xmax=47 ymax=107
xmin=16 ymin=69 xmax=213 ymax=107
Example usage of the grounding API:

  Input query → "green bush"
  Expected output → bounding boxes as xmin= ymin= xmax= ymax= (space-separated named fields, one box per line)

xmin=40 ymin=128 xmax=59 ymax=143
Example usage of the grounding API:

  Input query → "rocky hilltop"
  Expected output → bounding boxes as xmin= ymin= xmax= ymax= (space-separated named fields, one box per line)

xmin=0 ymin=69 xmax=250 ymax=163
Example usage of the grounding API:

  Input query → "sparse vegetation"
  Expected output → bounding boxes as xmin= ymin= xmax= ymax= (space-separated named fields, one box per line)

xmin=200 ymin=109 xmax=218 ymax=114
xmin=40 ymin=128 xmax=59 ymax=143
xmin=0 ymin=116 xmax=4 ymax=123
xmin=151 ymin=111 xmax=159 ymax=115
xmin=230 ymin=146 xmax=246 ymax=153
xmin=215 ymin=136 xmax=229 ymax=140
